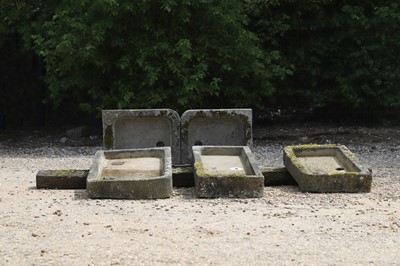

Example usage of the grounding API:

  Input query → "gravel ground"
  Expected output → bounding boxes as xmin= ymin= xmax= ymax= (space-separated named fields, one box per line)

xmin=0 ymin=124 xmax=399 ymax=265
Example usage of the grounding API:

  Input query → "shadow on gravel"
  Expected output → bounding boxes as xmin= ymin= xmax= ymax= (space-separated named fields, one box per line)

xmin=74 ymin=190 xmax=89 ymax=200
xmin=173 ymin=187 xmax=196 ymax=199
xmin=266 ymin=186 xmax=302 ymax=193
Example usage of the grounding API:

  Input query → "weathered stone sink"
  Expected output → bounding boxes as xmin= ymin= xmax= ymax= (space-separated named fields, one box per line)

xmin=192 ymin=146 xmax=264 ymax=198
xmin=87 ymin=147 xmax=172 ymax=199
xmin=102 ymin=109 xmax=180 ymax=164
xmin=283 ymin=144 xmax=372 ymax=193
xmin=181 ymin=109 xmax=252 ymax=164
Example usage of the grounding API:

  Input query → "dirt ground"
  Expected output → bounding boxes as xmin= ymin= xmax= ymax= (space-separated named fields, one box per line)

xmin=0 ymin=124 xmax=399 ymax=265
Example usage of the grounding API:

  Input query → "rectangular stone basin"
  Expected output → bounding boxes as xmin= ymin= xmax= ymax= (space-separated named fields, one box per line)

xmin=102 ymin=109 xmax=180 ymax=165
xmin=181 ymin=109 xmax=252 ymax=164
xmin=193 ymin=146 xmax=264 ymax=198
xmin=87 ymin=147 xmax=172 ymax=199
xmin=283 ymin=144 xmax=372 ymax=193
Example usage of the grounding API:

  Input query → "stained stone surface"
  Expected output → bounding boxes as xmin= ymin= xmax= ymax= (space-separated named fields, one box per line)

xmin=87 ymin=147 xmax=172 ymax=199
xmin=193 ymin=146 xmax=264 ymax=198
xmin=283 ymin=144 xmax=372 ymax=193
xmin=181 ymin=109 xmax=252 ymax=164
xmin=36 ymin=170 xmax=88 ymax=189
xmin=102 ymin=109 xmax=180 ymax=165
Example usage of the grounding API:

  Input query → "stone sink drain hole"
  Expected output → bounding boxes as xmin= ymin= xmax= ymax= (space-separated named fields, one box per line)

xmin=230 ymin=167 xmax=243 ymax=171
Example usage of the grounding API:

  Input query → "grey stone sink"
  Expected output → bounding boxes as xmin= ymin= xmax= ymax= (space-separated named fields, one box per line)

xmin=283 ymin=144 xmax=372 ymax=193
xmin=181 ymin=109 xmax=252 ymax=164
xmin=102 ymin=109 xmax=180 ymax=165
xmin=87 ymin=147 xmax=172 ymax=199
xmin=192 ymin=146 xmax=264 ymax=198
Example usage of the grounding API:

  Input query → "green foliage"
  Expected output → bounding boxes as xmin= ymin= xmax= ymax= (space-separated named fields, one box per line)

xmin=0 ymin=1 xmax=49 ymax=125
xmin=1 ymin=0 xmax=278 ymax=112
xmin=251 ymin=0 xmax=400 ymax=108
xmin=1 ymin=0 xmax=400 ymax=114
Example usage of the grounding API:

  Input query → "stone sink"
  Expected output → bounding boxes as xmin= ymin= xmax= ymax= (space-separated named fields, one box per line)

xmin=87 ymin=147 xmax=172 ymax=199
xmin=181 ymin=109 xmax=252 ymax=164
xmin=192 ymin=146 xmax=264 ymax=198
xmin=283 ymin=144 xmax=372 ymax=193
xmin=102 ymin=109 xmax=180 ymax=165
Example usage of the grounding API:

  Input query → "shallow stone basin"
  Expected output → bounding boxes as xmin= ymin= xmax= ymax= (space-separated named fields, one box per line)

xmin=193 ymin=146 xmax=264 ymax=198
xmin=101 ymin=157 xmax=162 ymax=179
xmin=87 ymin=147 xmax=172 ymax=199
xmin=283 ymin=144 xmax=372 ymax=193
xmin=201 ymin=155 xmax=248 ymax=177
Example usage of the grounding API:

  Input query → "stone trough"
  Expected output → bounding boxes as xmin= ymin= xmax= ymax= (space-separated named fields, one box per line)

xmin=283 ymin=144 xmax=372 ymax=193
xmin=192 ymin=146 xmax=264 ymax=198
xmin=181 ymin=109 xmax=252 ymax=164
xmin=35 ymin=108 xmax=374 ymax=198
xmin=86 ymin=147 xmax=172 ymax=199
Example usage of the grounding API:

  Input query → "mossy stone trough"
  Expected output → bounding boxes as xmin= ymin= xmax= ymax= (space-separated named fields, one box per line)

xmin=283 ymin=144 xmax=372 ymax=193
xmin=193 ymin=146 xmax=264 ymax=198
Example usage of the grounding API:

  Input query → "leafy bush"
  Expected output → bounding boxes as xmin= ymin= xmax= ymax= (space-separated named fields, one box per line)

xmin=0 ymin=1 xmax=48 ymax=126
xmin=2 ymin=0 xmax=284 ymax=113
xmin=251 ymin=0 xmax=400 ymax=108
xmin=1 ymin=0 xmax=399 ymax=116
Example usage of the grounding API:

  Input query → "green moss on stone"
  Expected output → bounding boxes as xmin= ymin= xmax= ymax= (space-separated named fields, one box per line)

xmin=284 ymin=146 xmax=307 ymax=173
xmin=194 ymin=161 xmax=246 ymax=179
xmin=329 ymin=171 xmax=361 ymax=176
xmin=194 ymin=161 xmax=205 ymax=175
xmin=48 ymin=170 xmax=88 ymax=176
xmin=290 ymin=143 xmax=336 ymax=151
xmin=194 ymin=161 xmax=213 ymax=177
xmin=229 ymin=173 xmax=246 ymax=180
xmin=285 ymin=144 xmax=364 ymax=176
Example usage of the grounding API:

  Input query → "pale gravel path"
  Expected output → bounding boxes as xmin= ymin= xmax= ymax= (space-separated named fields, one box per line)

xmin=0 ymin=126 xmax=399 ymax=265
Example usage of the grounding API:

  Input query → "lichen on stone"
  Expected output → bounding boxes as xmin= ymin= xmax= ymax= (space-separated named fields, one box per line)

xmin=194 ymin=161 xmax=207 ymax=177
xmin=228 ymin=173 xmax=246 ymax=180
xmin=48 ymin=170 xmax=88 ymax=176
